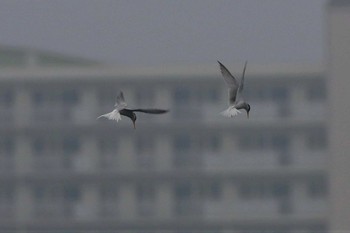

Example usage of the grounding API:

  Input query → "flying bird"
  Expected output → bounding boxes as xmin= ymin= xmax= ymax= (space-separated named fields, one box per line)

xmin=97 ymin=91 xmax=168 ymax=128
xmin=218 ymin=61 xmax=250 ymax=118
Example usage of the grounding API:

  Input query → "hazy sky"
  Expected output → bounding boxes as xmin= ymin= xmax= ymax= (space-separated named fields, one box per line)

xmin=0 ymin=0 xmax=327 ymax=65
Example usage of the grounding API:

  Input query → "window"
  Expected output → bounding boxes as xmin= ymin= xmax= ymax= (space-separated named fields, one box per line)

xmin=99 ymin=185 xmax=119 ymax=216
xmin=0 ymin=185 xmax=14 ymax=202
xmin=62 ymin=89 xmax=79 ymax=105
xmin=99 ymin=139 xmax=118 ymax=154
xmin=0 ymin=185 xmax=14 ymax=218
xmin=174 ymin=88 xmax=191 ymax=105
xmin=33 ymin=185 xmax=81 ymax=218
xmin=173 ymin=135 xmax=200 ymax=168
xmin=135 ymin=89 xmax=154 ymax=106
xmin=63 ymin=137 xmax=80 ymax=154
xmin=32 ymin=89 xmax=79 ymax=106
xmin=98 ymin=88 xmax=116 ymax=107
xmin=238 ymin=134 xmax=266 ymax=150
xmin=307 ymin=178 xmax=327 ymax=198
xmin=99 ymin=139 xmax=119 ymax=169
xmin=0 ymin=137 xmax=14 ymax=157
xmin=100 ymin=186 xmax=118 ymax=200
xmin=239 ymin=134 xmax=290 ymax=152
xmin=31 ymin=89 xmax=79 ymax=122
xmin=32 ymin=137 xmax=79 ymax=171
xmin=136 ymin=136 xmax=154 ymax=154
xmin=272 ymin=182 xmax=290 ymax=198
xmin=306 ymin=83 xmax=326 ymax=101
xmin=0 ymin=90 xmax=14 ymax=122
xmin=174 ymin=135 xmax=191 ymax=153
xmin=136 ymin=136 xmax=155 ymax=169
xmin=0 ymin=89 xmax=13 ymax=107
xmin=137 ymin=183 xmax=155 ymax=202
xmin=201 ymin=86 xmax=219 ymax=102
xmin=136 ymin=183 xmax=155 ymax=216
xmin=307 ymin=132 xmax=327 ymax=150
xmin=32 ymin=91 xmax=44 ymax=105
xmin=63 ymin=186 xmax=81 ymax=201
xmin=238 ymin=181 xmax=290 ymax=199
xmin=238 ymin=182 xmax=266 ymax=199
xmin=33 ymin=138 xmax=45 ymax=154
xmin=272 ymin=86 xmax=289 ymax=102
xmin=200 ymin=181 xmax=222 ymax=200
xmin=205 ymin=135 xmax=221 ymax=152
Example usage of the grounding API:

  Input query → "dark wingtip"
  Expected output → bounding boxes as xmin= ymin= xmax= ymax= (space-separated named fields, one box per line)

xmin=159 ymin=109 xmax=169 ymax=114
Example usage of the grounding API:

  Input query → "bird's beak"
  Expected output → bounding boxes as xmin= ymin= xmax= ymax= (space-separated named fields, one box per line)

xmin=247 ymin=112 xmax=249 ymax=119
xmin=133 ymin=121 xmax=136 ymax=129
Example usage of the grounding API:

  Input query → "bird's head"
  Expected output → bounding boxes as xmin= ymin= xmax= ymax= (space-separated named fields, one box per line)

xmin=245 ymin=104 xmax=251 ymax=118
xmin=131 ymin=113 xmax=137 ymax=129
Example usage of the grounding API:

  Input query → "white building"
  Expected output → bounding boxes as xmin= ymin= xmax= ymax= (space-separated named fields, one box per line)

xmin=0 ymin=45 xmax=328 ymax=232
xmin=328 ymin=0 xmax=350 ymax=232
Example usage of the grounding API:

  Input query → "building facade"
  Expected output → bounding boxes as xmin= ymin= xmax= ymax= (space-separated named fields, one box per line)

xmin=0 ymin=46 xmax=328 ymax=232
xmin=328 ymin=0 xmax=350 ymax=232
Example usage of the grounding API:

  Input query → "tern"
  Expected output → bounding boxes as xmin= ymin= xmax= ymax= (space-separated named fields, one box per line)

xmin=97 ymin=91 xmax=169 ymax=129
xmin=218 ymin=61 xmax=250 ymax=118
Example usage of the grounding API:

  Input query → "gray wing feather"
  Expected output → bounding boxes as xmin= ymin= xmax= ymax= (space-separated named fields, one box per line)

xmin=114 ymin=91 xmax=127 ymax=110
xmin=218 ymin=61 xmax=239 ymax=104
xmin=228 ymin=88 xmax=237 ymax=105
xmin=238 ymin=61 xmax=248 ymax=93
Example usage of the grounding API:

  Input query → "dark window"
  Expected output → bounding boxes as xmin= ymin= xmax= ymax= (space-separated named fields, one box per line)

xmin=307 ymin=178 xmax=327 ymax=198
xmin=307 ymin=133 xmax=327 ymax=150
xmin=174 ymin=88 xmax=191 ymax=104
xmin=306 ymin=83 xmax=326 ymax=101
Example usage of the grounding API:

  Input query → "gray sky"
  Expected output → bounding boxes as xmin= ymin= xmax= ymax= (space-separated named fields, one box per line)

xmin=0 ymin=0 xmax=327 ymax=65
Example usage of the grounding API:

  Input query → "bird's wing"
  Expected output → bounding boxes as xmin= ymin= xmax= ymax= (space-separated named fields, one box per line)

xmin=97 ymin=109 xmax=122 ymax=122
xmin=114 ymin=91 xmax=127 ymax=110
xmin=228 ymin=88 xmax=238 ymax=105
xmin=238 ymin=61 xmax=248 ymax=93
xmin=130 ymin=109 xmax=169 ymax=114
xmin=218 ymin=61 xmax=239 ymax=104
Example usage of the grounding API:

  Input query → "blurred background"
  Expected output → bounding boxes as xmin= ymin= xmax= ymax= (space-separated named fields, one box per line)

xmin=0 ymin=0 xmax=349 ymax=232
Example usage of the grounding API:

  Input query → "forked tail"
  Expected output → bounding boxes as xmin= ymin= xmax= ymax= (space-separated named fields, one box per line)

xmin=220 ymin=107 xmax=241 ymax=118
xmin=97 ymin=110 xmax=122 ymax=122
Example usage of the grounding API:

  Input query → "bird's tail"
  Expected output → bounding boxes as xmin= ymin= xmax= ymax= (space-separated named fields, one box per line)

xmin=220 ymin=107 xmax=241 ymax=118
xmin=97 ymin=110 xmax=122 ymax=122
